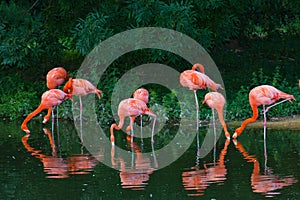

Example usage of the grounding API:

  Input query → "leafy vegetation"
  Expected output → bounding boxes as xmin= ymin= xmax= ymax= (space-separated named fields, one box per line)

xmin=0 ymin=0 xmax=299 ymax=125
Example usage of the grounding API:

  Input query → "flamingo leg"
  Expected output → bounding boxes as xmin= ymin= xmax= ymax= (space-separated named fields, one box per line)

xmin=194 ymin=90 xmax=199 ymax=130
xmin=52 ymin=106 xmax=55 ymax=132
xmin=56 ymin=105 xmax=59 ymax=138
xmin=263 ymin=98 xmax=290 ymax=141
xmin=130 ymin=117 xmax=135 ymax=144
xmin=263 ymin=121 xmax=268 ymax=173
xmin=212 ymin=108 xmax=216 ymax=163
xmin=151 ymin=115 xmax=156 ymax=144
xmin=144 ymin=112 xmax=157 ymax=144
xmin=264 ymin=99 xmax=290 ymax=114
xmin=79 ymin=96 xmax=83 ymax=142
xmin=140 ymin=114 xmax=144 ymax=145
xmin=56 ymin=105 xmax=59 ymax=127
xmin=263 ymin=105 xmax=267 ymax=128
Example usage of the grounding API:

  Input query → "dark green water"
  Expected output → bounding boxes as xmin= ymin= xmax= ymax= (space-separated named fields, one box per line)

xmin=1 ymin=119 xmax=300 ymax=199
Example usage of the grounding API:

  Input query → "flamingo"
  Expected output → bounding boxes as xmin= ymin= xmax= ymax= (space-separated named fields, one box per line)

xmin=125 ymin=88 xmax=150 ymax=133
xmin=21 ymin=89 xmax=72 ymax=134
xmin=180 ymin=63 xmax=223 ymax=130
xmin=233 ymin=85 xmax=295 ymax=139
xmin=110 ymin=98 xmax=156 ymax=146
xmin=202 ymin=92 xmax=230 ymax=140
xmin=63 ymin=78 xmax=102 ymax=130
xmin=43 ymin=67 xmax=69 ymax=125
xmin=63 ymin=78 xmax=102 ymax=105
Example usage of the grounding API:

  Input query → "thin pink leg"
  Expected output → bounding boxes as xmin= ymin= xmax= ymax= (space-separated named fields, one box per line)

xmin=194 ymin=90 xmax=199 ymax=131
xmin=79 ymin=96 xmax=83 ymax=142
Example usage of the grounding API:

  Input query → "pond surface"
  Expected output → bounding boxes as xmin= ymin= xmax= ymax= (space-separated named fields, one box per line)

xmin=1 ymin=119 xmax=300 ymax=199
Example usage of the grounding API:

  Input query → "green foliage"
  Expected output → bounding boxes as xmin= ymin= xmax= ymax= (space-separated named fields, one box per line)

xmin=72 ymin=11 xmax=114 ymax=55
xmin=0 ymin=2 xmax=44 ymax=68
xmin=0 ymin=0 xmax=299 ymax=126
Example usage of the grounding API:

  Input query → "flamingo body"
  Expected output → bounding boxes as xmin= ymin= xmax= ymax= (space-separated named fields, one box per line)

xmin=46 ymin=67 xmax=68 ymax=89
xmin=180 ymin=63 xmax=223 ymax=130
xmin=110 ymin=98 xmax=156 ymax=145
xmin=21 ymin=89 xmax=72 ymax=134
xmin=63 ymin=78 xmax=102 ymax=99
xmin=233 ymin=85 xmax=295 ymax=138
xmin=180 ymin=70 xmax=222 ymax=92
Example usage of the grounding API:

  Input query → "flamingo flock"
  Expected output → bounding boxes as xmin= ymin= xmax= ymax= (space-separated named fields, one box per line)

xmin=21 ymin=64 xmax=298 ymax=144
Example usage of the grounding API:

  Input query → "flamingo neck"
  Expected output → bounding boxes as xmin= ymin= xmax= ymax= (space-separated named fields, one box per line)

xmin=235 ymin=104 xmax=258 ymax=136
xmin=216 ymin=108 xmax=230 ymax=138
xmin=192 ymin=63 xmax=205 ymax=73
xmin=110 ymin=116 xmax=125 ymax=144
xmin=21 ymin=105 xmax=45 ymax=132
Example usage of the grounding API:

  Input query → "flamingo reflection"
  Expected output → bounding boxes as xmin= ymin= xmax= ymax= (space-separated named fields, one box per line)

xmin=111 ymin=135 xmax=157 ymax=190
xmin=22 ymin=128 xmax=100 ymax=178
xmin=233 ymin=139 xmax=298 ymax=197
xmin=182 ymin=139 xmax=230 ymax=196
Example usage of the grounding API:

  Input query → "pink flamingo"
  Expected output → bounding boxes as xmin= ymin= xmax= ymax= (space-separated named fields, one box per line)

xmin=202 ymin=92 xmax=230 ymax=140
xmin=110 ymin=97 xmax=156 ymax=145
xmin=233 ymin=85 xmax=295 ymax=139
xmin=180 ymin=63 xmax=223 ymax=130
xmin=43 ymin=67 xmax=69 ymax=124
xmin=21 ymin=89 xmax=72 ymax=134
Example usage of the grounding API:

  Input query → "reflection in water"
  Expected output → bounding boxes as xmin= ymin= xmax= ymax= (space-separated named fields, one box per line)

xmin=182 ymin=139 xmax=230 ymax=196
xmin=234 ymin=138 xmax=298 ymax=197
xmin=111 ymin=135 xmax=158 ymax=190
xmin=22 ymin=128 xmax=101 ymax=178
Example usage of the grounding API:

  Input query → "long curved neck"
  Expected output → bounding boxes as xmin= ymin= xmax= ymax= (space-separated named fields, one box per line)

xmin=21 ymin=105 xmax=46 ymax=132
xmin=236 ymin=104 xmax=258 ymax=135
xmin=216 ymin=108 xmax=229 ymax=136
xmin=192 ymin=63 xmax=205 ymax=73
xmin=110 ymin=116 xmax=125 ymax=144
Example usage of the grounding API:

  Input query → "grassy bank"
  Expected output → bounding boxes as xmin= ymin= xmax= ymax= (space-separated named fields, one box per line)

xmin=227 ymin=116 xmax=300 ymax=130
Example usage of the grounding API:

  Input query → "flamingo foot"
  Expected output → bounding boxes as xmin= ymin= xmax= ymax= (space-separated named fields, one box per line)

xmin=42 ymin=118 xmax=48 ymax=124
xmin=225 ymin=133 xmax=231 ymax=140
xmin=21 ymin=125 xmax=30 ymax=134
xmin=232 ymin=139 xmax=237 ymax=146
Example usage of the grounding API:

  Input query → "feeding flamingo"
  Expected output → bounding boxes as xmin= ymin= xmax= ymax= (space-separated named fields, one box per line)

xmin=202 ymin=92 xmax=230 ymax=140
xmin=43 ymin=67 xmax=69 ymax=124
xmin=21 ymin=89 xmax=72 ymax=134
xmin=233 ymin=85 xmax=295 ymax=139
xmin=180 ymin=63 xmax=223 ymax=130
xmin=124 ymin=88 xmax=150 ymax=133
xmin=110 ymin=97 xmax=156 ymax=146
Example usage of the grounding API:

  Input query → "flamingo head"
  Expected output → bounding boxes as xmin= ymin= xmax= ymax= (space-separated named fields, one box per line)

xmin=63 ymin=78 xmax=73 ymax=94
xmin=232 ymin=127 xmax=242 ymax=139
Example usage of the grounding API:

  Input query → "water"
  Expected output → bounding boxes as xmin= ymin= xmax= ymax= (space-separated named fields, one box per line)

xmin=1 ymin=119 xmax=300 ymax=199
